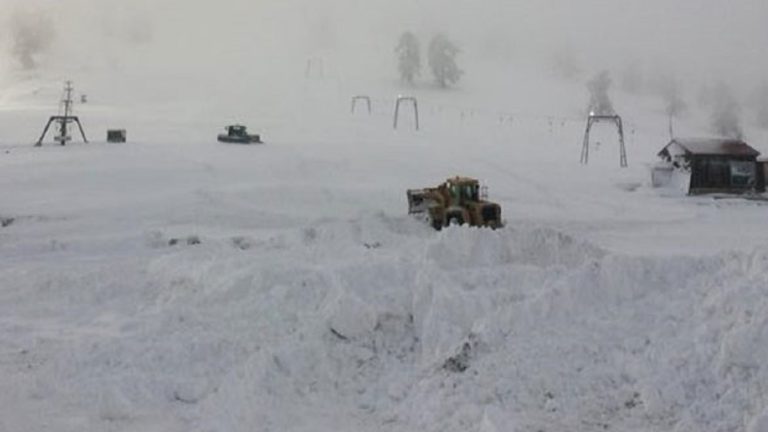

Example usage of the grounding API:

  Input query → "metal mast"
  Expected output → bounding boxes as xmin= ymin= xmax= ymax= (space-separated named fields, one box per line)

xmin=36 ymin=81 xmax=89 ymax=146
xmin=57 ymin=81 xmax=74 ymax=145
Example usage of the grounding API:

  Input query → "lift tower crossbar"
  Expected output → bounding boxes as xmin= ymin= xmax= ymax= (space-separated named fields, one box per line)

xmin=393 ymin=96 xmax=419 ymax=131
xmin=580 ymin=114 xmax=627 ymax=168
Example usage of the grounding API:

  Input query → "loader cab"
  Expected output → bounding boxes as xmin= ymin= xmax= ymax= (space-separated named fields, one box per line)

xmin=447 ymin=178 xmax=480 ymax=204
xmin=227 ymin=125 xmax=248 ymax=137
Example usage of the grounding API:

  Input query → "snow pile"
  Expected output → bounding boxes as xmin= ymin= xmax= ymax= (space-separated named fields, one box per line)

xmin=3 ymin=214 xmax=766 ymax=431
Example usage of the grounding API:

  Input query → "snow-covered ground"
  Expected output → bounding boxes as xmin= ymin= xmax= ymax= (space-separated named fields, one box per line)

xmin=2 ymin=64 xmax=768 ymax=432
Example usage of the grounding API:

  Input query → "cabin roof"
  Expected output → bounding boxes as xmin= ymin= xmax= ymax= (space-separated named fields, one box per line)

xmin=659 ymin=138 xmax=760 ymax=157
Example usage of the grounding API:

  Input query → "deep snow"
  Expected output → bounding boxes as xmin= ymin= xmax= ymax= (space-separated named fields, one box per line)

xmin=2 ymin=63 xmax=768 ymax=432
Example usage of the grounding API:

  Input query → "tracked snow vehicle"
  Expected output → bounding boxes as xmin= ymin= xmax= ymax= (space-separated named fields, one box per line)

xmin=407 ymin=176 xmax=503 ymax=230
xmin=218 ymin=125 xmax=262 ymax=144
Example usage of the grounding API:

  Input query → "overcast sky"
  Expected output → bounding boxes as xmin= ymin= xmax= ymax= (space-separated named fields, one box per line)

xmin=2 ymin=0 xmax=767 ymax=91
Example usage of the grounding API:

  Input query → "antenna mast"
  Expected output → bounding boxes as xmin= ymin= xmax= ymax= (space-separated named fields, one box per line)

xmin=36 ymin=81 xmax=89 ymax=146
xmin=62 ymin=80 xmax=74 ymax=118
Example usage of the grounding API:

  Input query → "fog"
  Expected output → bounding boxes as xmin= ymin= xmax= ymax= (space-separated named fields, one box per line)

xmin=4 ymin=4 xmax=768 ymax=431
xmin=2 ymin=0 xmax=768 ymax=99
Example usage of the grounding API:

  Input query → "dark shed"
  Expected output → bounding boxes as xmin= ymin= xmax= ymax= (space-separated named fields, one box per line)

xmin=760 ymin=158 xmax=768 ymax=192
xmin=658 ymin=138 xmax=765 ymax=195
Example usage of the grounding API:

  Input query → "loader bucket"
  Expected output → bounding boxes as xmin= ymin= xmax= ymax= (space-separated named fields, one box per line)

xmin=407 ymin=189 xmax=434 ymax=214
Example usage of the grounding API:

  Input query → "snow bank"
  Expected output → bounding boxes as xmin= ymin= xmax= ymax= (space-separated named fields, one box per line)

xmin=4 ymin=214 xmax=765 ymax=432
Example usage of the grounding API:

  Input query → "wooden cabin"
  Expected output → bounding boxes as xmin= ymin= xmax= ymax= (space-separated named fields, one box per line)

xmin=657 ymin=138 xmax=765 ymax=195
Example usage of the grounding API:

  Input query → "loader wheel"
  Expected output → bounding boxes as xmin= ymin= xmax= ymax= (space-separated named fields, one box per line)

xmin=447 ymin=214 xmax=464 ymax=226
xmin=431 ymin=217 xmax=444 ymax=231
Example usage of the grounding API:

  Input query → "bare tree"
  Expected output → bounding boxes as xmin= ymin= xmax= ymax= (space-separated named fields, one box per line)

xmin=395 ymin=32 xmax=421 ymax=84
xmin=709 ymin=82 xmax=743 ymax=139
xmin=10 ymin=8 xmax=55 ymax=70
xmin=656 ymin=76 xmax=687 ymax=138
xmin=586 ymin=71 xmax=615 ymax=115
xmin=428 ymin=34 xmax=463 ymax=88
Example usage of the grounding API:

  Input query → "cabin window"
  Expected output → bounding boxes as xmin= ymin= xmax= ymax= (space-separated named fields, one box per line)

xmin=449 ymin=184 xmax=460 ymax=202
xmin=465 ymin=185 xmax=478 ymax=201
xmin=730 ymin=161 xmax=755 ymax=187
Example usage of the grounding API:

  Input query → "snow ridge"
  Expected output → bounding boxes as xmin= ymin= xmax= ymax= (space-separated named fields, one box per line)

xmin=4 ymin=214 xmax=766 ymax=431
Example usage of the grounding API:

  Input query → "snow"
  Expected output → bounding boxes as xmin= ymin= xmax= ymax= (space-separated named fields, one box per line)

xmin=2 ymin=63 xmax=768 ymax=432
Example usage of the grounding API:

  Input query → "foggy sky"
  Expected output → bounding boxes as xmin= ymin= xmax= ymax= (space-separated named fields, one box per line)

xmin=2 ymin=0 xmax=768 ymax=91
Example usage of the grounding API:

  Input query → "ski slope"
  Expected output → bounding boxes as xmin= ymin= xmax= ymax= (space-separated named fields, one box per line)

xmin=2 ymin=65 xmax=768 ymax=432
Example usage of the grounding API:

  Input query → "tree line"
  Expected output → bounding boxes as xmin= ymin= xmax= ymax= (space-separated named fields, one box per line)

xmin=396 ymin=32 xmax=462 ymax=89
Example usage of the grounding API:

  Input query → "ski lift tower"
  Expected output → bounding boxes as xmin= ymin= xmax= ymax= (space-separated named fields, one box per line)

xmin=35 ymin=81 xmax=89 ymax=146
xmin=580 ymin=112 xmax=627 ymax=167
